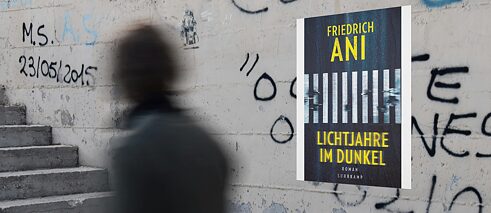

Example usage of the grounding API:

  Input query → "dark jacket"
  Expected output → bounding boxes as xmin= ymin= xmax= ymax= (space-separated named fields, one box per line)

xmin=112 ymin=97 xmax=228 ymax=213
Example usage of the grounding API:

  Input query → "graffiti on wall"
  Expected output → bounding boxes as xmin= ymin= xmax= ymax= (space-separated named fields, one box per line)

xmin=315 ymin=53 xmax=487 ymax=212
xmin=231 ymin=50 xmax=487 ymax=212
xmin=411 ymin=53 xmax=491 ymax=158
xmin=62 ymin=11 xmax=100 ymax=46
xmin=421 ymin=0 xmax=462 ymax=8
xmin=181 ymin=9 xmax=199 ymax=49
xmin=320 ymin=51 xmax=487 ymax=212
xmin=238 ymin=52 xmax=295 ymax=144
xmin=19 ymin=21 xmax=98 ymax=86
xmin=330 ymin=174 xmax=483 ymax=213
xmin=5 ymin=1 xmax=491 ymax=212
xmin=231 ymin=0 xmax=298 ymax=14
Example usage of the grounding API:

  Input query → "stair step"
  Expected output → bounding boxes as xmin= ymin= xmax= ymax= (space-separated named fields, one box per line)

xmin=0 ymin=106 xmax=26 ymax=125
xmin=0 ymin=167 xmax=109 ymax=201
xmin=0 ymin=145 xmax=78 ymax=172
xmin=0 ymin=125 xmax=51 ymax=148
xmin=0 ymin=192 xmax=113 ymax=213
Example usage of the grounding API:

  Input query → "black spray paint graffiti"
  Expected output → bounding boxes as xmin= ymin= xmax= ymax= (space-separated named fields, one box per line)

xmin=448 ymin=186 xmax=483 ymax=213
xmin=426 ymin=175 xmax=437 ymax=213
xmin=270 ymin=115 xmax=294 ymax=144
xmin=240 ymin=53 xmax=259 ymax=76
xmin=239 ymin=53 xmax=278 ymax=101
xmin=327 ymin=54 xmax=485 ymax=212
xmin=280 ymin=0 xmax=298 ymax=3
xmin=23 ymin=22 xmax=51 ymax=46
xmin=333 ymin=175 xmax=483 ymax=213
xmin=18 ymin=55 xmax=97 ymax=86
xmin=412 ymin=54 xmax=430 ymax=62
xmin=374 ymin=189 xmax=414 ymax=213
xmin=232 ymin=0 xmax=298 ymax=14
xmin=411 ymin=53 xmax=491 ymax=158
xmin=333 ymin=184 xmax=367 ymax=207
xmin=254 ymin=73 xmax=277 ymax=101
xmin=232 ymin=0 xmax=268 ymax=14
xmin=237 ymin=52 xmax=295 ymax=143
xmin=481 ymin=113 xmax=491 ymax=137
xmin=20 ymin=22 xmax=97 ymax=86
xmin=428 ymin=175 xmax=483 ymax=213
xmin=411 ymin=112 xmax=489 ymax=158
xmin=427 ymin=67 xmax=469 ymax=104
xmin=412 ymin=115 xmax=438 ymax=157
xmin=290 ymin=77 xmax=297 ymax=98
xmin=181 ymin=10 xmax=199 ymax=49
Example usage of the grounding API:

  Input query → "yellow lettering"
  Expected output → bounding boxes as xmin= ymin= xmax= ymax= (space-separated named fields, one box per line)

xmin=327 ymin=131 xmax=335 ymax=146
xmin=380 ymin=151 xmax=386 ymax=166
xmin=354 ymin=149 xmax=362 ymax=164
xmin=320 ymin=148 xmax=333 ymax=163
xmin=382 ymin=132 xmax=389 ymax=147
xmin=343 ymin=132 xmax=350 ymax=146
xmin=371 ymin=150 xmax=379 ymax=165
xmin=346 ymin=24 xmax=352 ymax=35
xmin=368 ymin=21 xmax=374 ymax=33
xmin=363 ymin=150 xmax=370 ymax=165
xmin=349 ymin=132 xmax=355 ymax=146
xmin=345 ymin=149 xmax=353 ymax=164
xmin=354 ymin=23 xmax=360 ymax=34
xmin=331 ymin=37 xmax=343 ymax=62
xmin=337 ymin=149 xmax=344 ymax=163
xmin=326 ymin=22 xmax=375 ymax=37
xmin=355 ymin=132 xmax=363 ymax=146
xmin=345 ymin=36 xmax=358 ymax=61
xmin=364 ymin=132 xmax=371 ymax=146
xmin=373 ymin=132 xmax=381 ymax=147
xmin=334 ymin=132 xmax=342 ymax=145
xmin=361 ymin=35 xmax=365 ymax=60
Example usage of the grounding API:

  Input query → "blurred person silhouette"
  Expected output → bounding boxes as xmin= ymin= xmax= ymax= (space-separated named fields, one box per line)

xmin=111 ymin=25 xmax=229 ymax=213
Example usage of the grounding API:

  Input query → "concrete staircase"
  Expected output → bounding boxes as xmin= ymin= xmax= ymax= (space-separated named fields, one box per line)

xmin=0 ymin=86 xmax=112 ymax=213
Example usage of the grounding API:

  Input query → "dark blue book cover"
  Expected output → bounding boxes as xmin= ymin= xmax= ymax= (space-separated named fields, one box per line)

xmin=296 ymin=6 xmax=411 ymax=188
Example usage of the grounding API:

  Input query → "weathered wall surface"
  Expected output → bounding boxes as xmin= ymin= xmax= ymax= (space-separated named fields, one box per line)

xmin=1 ymin=0 xmax=491 ymax=212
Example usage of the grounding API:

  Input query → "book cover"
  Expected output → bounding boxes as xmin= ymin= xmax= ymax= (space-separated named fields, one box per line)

xmin=296 ymin=6 xmax=411 ymax=188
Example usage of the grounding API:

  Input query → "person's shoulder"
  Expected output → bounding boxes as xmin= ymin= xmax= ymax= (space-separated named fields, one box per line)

xmin=128 ymin=111 xmax=201 ymax=139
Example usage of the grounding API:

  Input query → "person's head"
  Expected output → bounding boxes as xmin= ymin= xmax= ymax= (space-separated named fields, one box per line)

xmin=114 ymin=25 xmax=178 ymax=103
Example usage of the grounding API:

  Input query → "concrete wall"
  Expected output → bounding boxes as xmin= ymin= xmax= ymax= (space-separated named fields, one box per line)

xmin=1 ymin=0 xmax=491 ymax=212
